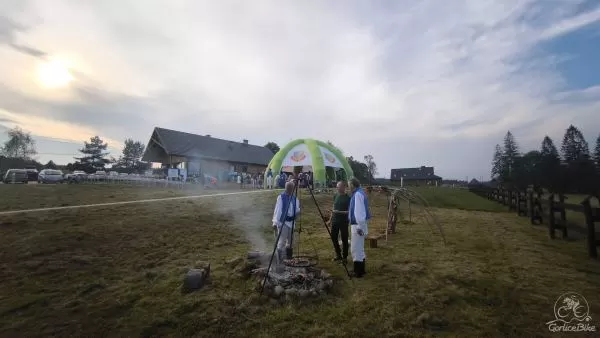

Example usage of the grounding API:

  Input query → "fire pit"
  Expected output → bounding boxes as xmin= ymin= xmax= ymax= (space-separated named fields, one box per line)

xmin=283 ymin=255 xmax=317 ymax=268
xmin=244 ymin=251 xmax=334 ymax=301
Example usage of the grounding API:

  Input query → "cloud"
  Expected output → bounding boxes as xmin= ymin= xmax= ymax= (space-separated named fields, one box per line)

xmin=0 ymin=108 xmax=121 ymax=150
xmin=538 ymin=6 xmax=600 ymax=41
xmin=0 ymin=0 xmax=599 ymax=179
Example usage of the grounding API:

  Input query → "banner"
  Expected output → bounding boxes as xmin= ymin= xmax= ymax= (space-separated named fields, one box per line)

xmin=319 ymin=146 xmax=344 ymax=168
xmin=281 ymin=143 xmax=313 ymax=167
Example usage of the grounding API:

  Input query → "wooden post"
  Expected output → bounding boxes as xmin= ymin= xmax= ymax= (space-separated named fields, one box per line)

xmin=558 ymin=194 xmax=568 ymax=239
xmin=582 ymin=197 xmax=600 ymax=259
xmin=535 ymin=192 xmax=543 ymax=224
xmin=408 ymin=199 xmax=412 ymax=223
xmin=527 ymin=191 xmax=533 ymax=219
xmin=548 ymin=194 xmax=556 ymax=239
xmin=516 ymin=192 xmax=521 ymax=215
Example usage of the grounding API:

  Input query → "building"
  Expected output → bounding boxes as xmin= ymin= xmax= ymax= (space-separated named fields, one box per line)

xmin=141 ymin=127 xmax=274 ymax=179
xmin=389 ymin=166 xmax=442 ymax=186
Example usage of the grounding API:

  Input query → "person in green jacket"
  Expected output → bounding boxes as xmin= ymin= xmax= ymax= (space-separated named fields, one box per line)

xmin=331 ymin=181 xmax=351 ymax=263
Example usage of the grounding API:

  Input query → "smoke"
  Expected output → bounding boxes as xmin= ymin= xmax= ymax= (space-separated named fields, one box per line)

xmin=206 ymin=192 xmax=274 ymax=255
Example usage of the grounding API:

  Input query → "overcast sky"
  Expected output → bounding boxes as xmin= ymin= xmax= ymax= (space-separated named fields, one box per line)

xmin=1 ymin=0 xmax=599 ymax=180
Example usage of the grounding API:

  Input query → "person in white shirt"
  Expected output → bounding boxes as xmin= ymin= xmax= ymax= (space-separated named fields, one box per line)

xmin=266 ymin=169 xmax=274 ymax=189
xmin=348 ymin=178 xmax=371 ymax=277
xmin=272 ymin=181 xmax=301 ymax=263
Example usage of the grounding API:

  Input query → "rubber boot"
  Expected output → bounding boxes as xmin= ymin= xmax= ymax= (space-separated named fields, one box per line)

xmin=352 ymin=261 xmax=360 ymax=277
xmin=355 ymin=261 xmax=365 ymax=278
xmin=276 ymin=249 xmax=284 ymax=265
xmin=361 ymin=259 xmax=366 ymax=276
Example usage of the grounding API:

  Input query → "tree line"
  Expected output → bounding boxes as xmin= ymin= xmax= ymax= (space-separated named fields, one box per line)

xmin=1 ymin=126 xmax=378 ymax=180
xmin=490 ymin=125 xmax=600 ymax=195
xmin=0 ymin=126 xmax=148 ymax=174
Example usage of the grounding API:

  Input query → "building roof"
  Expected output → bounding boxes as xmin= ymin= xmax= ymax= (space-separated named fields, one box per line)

xmin=143 ymin=127 xmax=274 ymax=165
xmin=390 ymin=166 xmax=442 ymax=181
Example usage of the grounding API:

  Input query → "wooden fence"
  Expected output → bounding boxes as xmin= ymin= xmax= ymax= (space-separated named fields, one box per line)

xmin=469 ymin=187 xmax=600 ymax=259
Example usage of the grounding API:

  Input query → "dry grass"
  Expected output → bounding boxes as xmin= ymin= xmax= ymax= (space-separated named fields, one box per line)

xmin=0 ymin=185 xmax=599 ymax=337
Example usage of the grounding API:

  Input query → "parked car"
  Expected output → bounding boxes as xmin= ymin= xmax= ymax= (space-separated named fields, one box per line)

xmin=38 ymin=169 xmax=65 ymax=184
xmin=65 ymin=170 xmax=87 ymax=183
xmin=3 ymin=169 xmax=29 ymax=184
xmin=25 ymin=167 xmax=39 ymax=182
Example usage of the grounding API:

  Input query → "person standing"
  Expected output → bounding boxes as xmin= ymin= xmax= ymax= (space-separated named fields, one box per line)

xmin=348 ymin=178 xmax=371 ymax=278
xmin=331 ymin=181 xmax=351 ymax=263
xmin=266 ymin=168 xmax=274 ymax=189
xmin=272 ymin=181 xmax=301 ymax=263
xmin=278 ymin=171 xmax=287 ymax=188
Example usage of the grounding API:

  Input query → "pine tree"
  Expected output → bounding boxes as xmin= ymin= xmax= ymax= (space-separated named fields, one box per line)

xmin=560 ymin=125 xmax=595 ymax=193
xmin=74 ymin=136 xmax=110 ymax=172
xmin=541 ymin=136 xmax=559 ymax=159
xmin=593 ymin=133 xmax=600 ymax=168
xmin=491 ymin=144 xmax=503 ymax=179
xmin=539 ymin=136 xmax=564 ymax=193
xmin=501 ymin=131 xmax=519 ymax=183
xmin=560 ymin=125 xmax=589 ymax=163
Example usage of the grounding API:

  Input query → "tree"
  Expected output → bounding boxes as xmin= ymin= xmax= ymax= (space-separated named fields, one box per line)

xmin=501 ymin=131 xmax=519 ymax=185
xmin=491 ymin=144 xmax=503 ymax=179
xmin=117 ymin=139 xmax=146 ymax=170
xmin=44 ymin=160 xmax=57 ymax=169
xmin=560 ymin=125 xmax=595 ymax=194
xmin=1 ymin=126 xmax=37 ymax=160
xmin=560 ymin=125 xmax=589 ymax=163
xmin=346 ymin=156 xmax=370 ymax=183
xmin=264 ymin=142 xmax=280 ymax=154
xmin=593 ymin=133 xmax=600 ymax=169
xmin=74 ymin=136 xmax=110 ymax=172
xmin=363 ymin=154 xmax=377 ymax=185
xmin=512 ymin=151 xmax=542 ymax=191
xmin=539 ymin=136 xmax=563 ymax=193
xmin=541 ymin=135 xmax=560 ymax=159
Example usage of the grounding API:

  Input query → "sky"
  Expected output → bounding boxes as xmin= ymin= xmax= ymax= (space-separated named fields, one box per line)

xmin=0 ymin=0 xmax=599 ymax=180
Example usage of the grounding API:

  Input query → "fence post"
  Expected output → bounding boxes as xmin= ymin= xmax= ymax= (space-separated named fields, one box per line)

xmin=582 ymin=197 xmax=599 ymax=259
xmin=558 ymin=194 xmax=568 ymax=239
xmin=548 ymin=194 xmax=556 ymax=239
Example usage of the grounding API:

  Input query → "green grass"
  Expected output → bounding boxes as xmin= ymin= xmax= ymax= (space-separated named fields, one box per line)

xmin=0 ymin=183 xmax=242 ymax=211
xmin=1 ymin=185 xmax=599 ymax=337
xmin=407 ymin=187 xmax=509 ymax=212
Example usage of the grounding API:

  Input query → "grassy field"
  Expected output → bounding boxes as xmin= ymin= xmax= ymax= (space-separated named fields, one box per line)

xmin=1 ymin=185 xmax=599 ymax=337
xmin=0 ymin=183 xmax=244 ymax=211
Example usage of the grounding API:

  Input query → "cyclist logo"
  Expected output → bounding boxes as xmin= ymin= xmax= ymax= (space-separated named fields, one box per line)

xmin=546 ymin=292 xmax=596 ymax=332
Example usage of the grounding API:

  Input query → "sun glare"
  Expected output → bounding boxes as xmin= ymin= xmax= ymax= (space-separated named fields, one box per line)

xmin=37 ymin=59 xmax=73 ymax=88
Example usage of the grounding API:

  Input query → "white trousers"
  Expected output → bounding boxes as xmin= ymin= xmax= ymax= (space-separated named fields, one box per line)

xmin=277 ymin=225 xmax=293 ymax=251
xmin=350 ymin=223 xmax=367 ymax=261
xmin=266 ymin=177 xmax=273 ymax=188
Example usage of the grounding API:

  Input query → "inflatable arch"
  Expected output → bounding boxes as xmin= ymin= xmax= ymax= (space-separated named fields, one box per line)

xmin=265 ymin=139 xmax=354 ymax=188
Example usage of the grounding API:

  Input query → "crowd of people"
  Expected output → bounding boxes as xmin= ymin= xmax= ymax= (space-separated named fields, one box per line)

xmin=235 ymin=168 xmax=315 ymax=189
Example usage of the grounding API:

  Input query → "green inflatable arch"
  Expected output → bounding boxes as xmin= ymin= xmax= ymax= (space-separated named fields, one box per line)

xmin=265 ymin=139 xmax=354 ymax=188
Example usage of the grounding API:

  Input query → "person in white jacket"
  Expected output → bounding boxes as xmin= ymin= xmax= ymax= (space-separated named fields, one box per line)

xmin=272 ymin=181 xmax=301 ymax=263
xmin=348 ymin=178 xmax=371 ymax=277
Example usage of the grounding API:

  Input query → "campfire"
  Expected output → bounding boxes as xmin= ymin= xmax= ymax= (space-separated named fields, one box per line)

xmin=245 ymin=251 xmax=334 ymax=301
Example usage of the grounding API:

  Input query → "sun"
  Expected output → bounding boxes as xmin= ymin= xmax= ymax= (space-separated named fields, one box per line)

xmin=37 ymin=59 xmax=74 ymax=88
